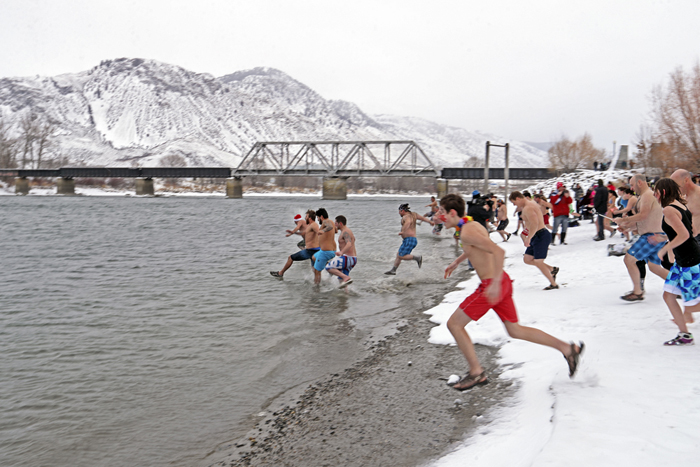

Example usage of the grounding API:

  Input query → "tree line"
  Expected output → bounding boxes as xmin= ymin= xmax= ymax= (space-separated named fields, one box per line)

xmin=0 ymin=112 xmax=61 ymax=169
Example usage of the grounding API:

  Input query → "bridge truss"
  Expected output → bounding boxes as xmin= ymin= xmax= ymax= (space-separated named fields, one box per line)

xmin=232 ymin=141 xmax=438 ymax=177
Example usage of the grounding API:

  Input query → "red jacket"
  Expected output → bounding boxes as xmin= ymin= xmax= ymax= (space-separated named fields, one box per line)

xmin=549 ymin=192 xmax=573 ymax=217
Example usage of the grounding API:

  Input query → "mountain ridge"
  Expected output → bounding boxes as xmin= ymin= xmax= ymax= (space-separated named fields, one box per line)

xmin=0 ymin=58 xmax=548 ymax=169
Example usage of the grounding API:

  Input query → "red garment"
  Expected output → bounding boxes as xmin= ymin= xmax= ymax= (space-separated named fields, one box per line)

xmin=549 ymin=192 xmax=573 ymax=217
xmin=459 ymin=271 xmax=518 ymax=323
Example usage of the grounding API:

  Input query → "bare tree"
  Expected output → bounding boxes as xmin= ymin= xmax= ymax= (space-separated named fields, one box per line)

xmin=0 ymin=118 xmax=18 ymax=168
xmin=547 ymin=133 xmax=605 ymax=172
xmin=650 ymin=62 xmax=700 ymax=169
xmin=34 ymin=120 xmax=56 ymax=169
xmin=462 ymin=156 xmax=481 ymax=168
xmin=19 ymin=113 xmax=38 ymax=169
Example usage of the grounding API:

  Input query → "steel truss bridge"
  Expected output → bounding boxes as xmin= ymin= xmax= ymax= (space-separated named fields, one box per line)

xmin=0 ymin=140 xmax=552 ymax=180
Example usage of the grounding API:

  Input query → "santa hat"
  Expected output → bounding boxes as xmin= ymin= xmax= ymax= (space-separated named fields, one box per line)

xmin=293 ymin=214 xmax=303 ymax=222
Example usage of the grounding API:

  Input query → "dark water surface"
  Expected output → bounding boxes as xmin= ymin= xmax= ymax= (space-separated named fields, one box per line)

xmin=0 ymin=195 xmax=463 ymax=467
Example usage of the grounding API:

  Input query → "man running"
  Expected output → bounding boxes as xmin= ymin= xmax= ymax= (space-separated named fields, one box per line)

xmin=615 ymin=174 xmax=670 ymax=301
xmin=509 ymin=191 xmax=559 ymax=290
xmin=385 ymin=203 xmax=433 ymax=275
xmin=325 ymin=215 xmax=357 ymax=288
xmin=438 ymin=193 xmax=583 ymax=390
xmin=271 ymin=210 xmax=320 ymax=279
xmin=494 ymin=199 xmax=511 ymax=242
xmin=287 ymin=213 xmax=308 ymax=249
xmin=313 ymin=208 xmax=337 ymax=285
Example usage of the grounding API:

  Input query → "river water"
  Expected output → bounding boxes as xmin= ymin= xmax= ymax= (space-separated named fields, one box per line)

xmin=0 ymin=195 xmax=467 ymax=467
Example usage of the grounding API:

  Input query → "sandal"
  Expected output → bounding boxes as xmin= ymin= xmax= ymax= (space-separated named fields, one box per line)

xmin=544 ymin=284 xmax=559 ymax=290
xmin=452 ymin=371 xmax=488 ymax=391
xmin=270 ymin=271 xmax=283 ymax=279
xmin=620 ymin=291 xmax=644 ymax=301
xmin=551 ymin=266 xmax=559 ymax=280
xmin=565 ymin=342 xmax=585 ymax=378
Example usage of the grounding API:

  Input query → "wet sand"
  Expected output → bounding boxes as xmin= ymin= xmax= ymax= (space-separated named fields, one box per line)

xmin=204 ymin=299 xmax=516 ymax=467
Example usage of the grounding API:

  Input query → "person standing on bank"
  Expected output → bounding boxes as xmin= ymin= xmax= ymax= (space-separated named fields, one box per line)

xmin=437 ymin=193 xmax=583 ymax=390
xmin=550 ymin=182 xmax=573 ymax=245
xmin=593 ymin=179 xmax=609 ymax=241
xmin=385 ymin=203 xmax=433 ymax=275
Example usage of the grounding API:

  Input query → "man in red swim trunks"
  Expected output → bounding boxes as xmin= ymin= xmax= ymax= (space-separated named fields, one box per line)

xmin=438 ymin=193 xmax=584 ymax=391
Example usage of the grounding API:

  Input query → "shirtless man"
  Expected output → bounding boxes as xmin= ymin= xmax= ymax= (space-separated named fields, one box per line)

xmin=384 ymin=203 xmax=433 ymax=275
xmin=313 ymin=208 xmax=337 ymax=285
xmin=325 ymin=215 xmax=357 ymax=288
xmin=271 ymin=210 xmax=320 ymax=279
xmin=287 ymin=213 xmax=308 ymax=249
xmin=494 ymin=199 xmax=511 ymax=242
xmin=615 ymin=174 xmax=670 ymax=301
xmin=438 ymin=193 xmax=583 ymax=390
xmin=509 ymin=191 xmax=559 ymax=290
xmin=671 ymin=169 xmax=700 ymax=321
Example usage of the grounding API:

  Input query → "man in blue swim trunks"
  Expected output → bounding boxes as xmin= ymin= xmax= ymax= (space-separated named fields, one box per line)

xmin=509 ymin=191 xmax=559 ymax=290
xmin=385 ymin=203 xmax=433 ymax=275
xmin=313 ymin=208 xmax=337 ymax=285
xmin=270 ymin=210 xmax=320 ymax=279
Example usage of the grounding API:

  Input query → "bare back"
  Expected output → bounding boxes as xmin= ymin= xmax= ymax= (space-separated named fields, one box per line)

xmin=338 ymin=226 xmax=357 ymax=257
xmin=497 ymin=203 xmax=507 ymax=221
xmin=521 ymin=199 xmax=545 ymax=233
xmin=636 ymin=190 xmax=663 ymax=234
xmin=319 ymin=218 xmax=337 ymax=251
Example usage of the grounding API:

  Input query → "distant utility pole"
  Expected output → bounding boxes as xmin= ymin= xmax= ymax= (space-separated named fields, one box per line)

xmin=485 ymin=141 xmax=510 ymax=197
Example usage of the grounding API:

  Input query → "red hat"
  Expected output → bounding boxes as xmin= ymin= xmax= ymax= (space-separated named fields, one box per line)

xmin=293 ymin=214 xmax=303 ymax=222
xmin=556 ymin=182 xmax=564 ymax=188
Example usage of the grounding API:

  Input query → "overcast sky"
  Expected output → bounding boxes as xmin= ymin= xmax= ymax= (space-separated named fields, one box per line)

xmin=2 ymin=0 xmax=699 ymax=157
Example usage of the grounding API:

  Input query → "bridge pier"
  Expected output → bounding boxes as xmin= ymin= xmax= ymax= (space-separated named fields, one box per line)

xmin=56 ymin=177 xmax=75 ymax=195
xmin=437 ymin=179 xmax=449 ymax=199
xmin=226 ymin=177 xmax=243 ymax=198
xmin=15 ymin=177 xmax=30 ymax=195
xmin=322 ymin=177 xmax=347 ymax=200
xmin=135 ymin=177 xmax=155 ymax=196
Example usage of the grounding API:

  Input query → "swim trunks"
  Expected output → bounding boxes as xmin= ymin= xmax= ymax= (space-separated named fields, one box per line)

xmin=313 ymin=249 xmax=337 ymax=271
xmin=459 ymin=271 xmax=518 ymax=323
xmin=325 ymin=255 xmax=358 ymax=278
xmin=524 ymin=228 xmax=551 ymax=259
xmin=664 ymin=263 xmax=700 ymax=306
xmin=290 ymin=247 xmax=320 ymax=262
xmin=627 ymin=233 xmax=666 ymax=265
xmin=496 ymin=219 xmax=509 ymax=231
xmin=398 ymin=236 xmax=418 ymax=256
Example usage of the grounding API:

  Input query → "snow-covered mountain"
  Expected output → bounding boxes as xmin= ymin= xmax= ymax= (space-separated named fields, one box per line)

xmin=0 ymin=58 xmax=548 ymax=168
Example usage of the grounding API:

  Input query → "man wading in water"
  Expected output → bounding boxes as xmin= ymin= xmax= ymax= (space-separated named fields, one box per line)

xmin=437 ymin=193 xmax=583 ymax=390
xmin=313 ymin=208 xmax=337 ymax=285
xmin=271 ymin=210 xmax=319 ymax=279
xmin=385 ymin=203 xmax=433 ymax=275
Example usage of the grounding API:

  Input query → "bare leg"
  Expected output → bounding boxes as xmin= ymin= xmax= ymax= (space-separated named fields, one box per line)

xmin=446 ymin=309 xmax=483 ymax=375
xmin=313 ymin=269 xmax=322 ymax=285
xmin=664 ymin=291 xmax=689 ymax=333
xmin=393 ymin=254 xmax=402 ymax=268
xmin=623 ymin=253 xmax=643 ymax=295
xmin=327 ymin=268 xmax=350 ymax=283
xmin=503 ymin=321 xmax=575 ymax=356
xmin=648 ymin=262 xmax=670 ymax=280
xmin=278 ymin=256 xmax=294 ymax=276
xmin=524 ymin=255 xmax=556 ymax=286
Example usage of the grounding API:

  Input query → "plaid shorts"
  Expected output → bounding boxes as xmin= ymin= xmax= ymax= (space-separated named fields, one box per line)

xmin=398 ymin=236 xmax=418 ymax=256
xmin=627 ymin=233 xmax=666 ymax=265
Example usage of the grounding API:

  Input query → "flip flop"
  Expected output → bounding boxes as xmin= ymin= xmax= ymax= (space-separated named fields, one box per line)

xmin=339 ymin=278 xmax=353 ymax=289
xmin=452 ymin=371 xmax=488 ymax=391
xmin=565 ymin=342 xmax=585 ymax=378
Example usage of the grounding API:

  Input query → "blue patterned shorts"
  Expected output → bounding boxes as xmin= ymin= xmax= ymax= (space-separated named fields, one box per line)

xmin=664 ymin=263 xmax=700 ymax=306
xmin=627 ymin=233 xmax=666 ymax=265
xmin=398 ymin=236 xmax=418 ymax=256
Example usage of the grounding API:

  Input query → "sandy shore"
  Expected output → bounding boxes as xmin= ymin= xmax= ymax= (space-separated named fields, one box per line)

xmin=204 ymin=297 xmax=515 ymax=467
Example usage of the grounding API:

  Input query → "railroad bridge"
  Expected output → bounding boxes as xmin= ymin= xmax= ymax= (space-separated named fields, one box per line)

xmin=1 ymin=140 xmax=552 ymax=198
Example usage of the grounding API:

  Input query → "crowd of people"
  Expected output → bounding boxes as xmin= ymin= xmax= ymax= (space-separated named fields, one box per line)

xmin=269 ymin=169 xmax=700 ymax=392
